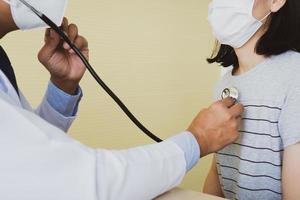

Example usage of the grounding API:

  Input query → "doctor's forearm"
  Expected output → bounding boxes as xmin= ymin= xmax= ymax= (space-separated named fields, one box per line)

xmin=34 ymin=81 xmax=82 ymax=132
xmin=44 ymin=81 xmax=82 ymax=117
xmin=95 ymin=140 xmax=187 ymax=200
xmin=168 ymin=132 xmax=200 ymax=171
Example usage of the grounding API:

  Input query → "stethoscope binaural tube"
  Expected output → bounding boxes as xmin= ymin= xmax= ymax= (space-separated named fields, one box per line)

xmin=18 ymin=0 xmax=163 ymax=143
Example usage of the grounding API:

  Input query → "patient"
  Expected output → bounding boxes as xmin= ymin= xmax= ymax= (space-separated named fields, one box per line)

xmin=203 ymin=0 xmax=300 ymax=199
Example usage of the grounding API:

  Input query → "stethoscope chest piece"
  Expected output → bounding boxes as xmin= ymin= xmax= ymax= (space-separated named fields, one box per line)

xmin=221 ymin=87 xmax=239 ymax=102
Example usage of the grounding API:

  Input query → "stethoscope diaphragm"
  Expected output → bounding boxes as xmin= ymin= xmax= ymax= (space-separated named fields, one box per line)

xmin=221 ymin=87 xmax=239 ymax=102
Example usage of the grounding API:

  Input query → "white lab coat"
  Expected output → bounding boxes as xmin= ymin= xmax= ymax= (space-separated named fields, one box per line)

xmin=0 ymin=70 xmax=75 ymax=132
xmin=0 ymin=71 xmax=187 ymax=200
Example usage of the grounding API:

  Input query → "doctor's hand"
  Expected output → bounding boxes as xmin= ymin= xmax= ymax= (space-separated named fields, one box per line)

xmin=187 ymin=98 xmax=244 ymax=157
xmin=38 ymin=18 xmax=88 ymax=95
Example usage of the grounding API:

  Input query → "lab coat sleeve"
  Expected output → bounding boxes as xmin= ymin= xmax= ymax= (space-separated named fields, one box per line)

xmin=34 ymin=81 xmax=82 ymax=132
xmin=0 ymin=92 xmax=187 ymax=200
xmin=96 ymin=141 xmax=187 ymax=200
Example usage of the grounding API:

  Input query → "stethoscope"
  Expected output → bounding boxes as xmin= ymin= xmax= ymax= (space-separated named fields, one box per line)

xmin=18 ymin=0 xmax=240 ymax=143
xmin=221 ymin=87 xmax=239 ymax=103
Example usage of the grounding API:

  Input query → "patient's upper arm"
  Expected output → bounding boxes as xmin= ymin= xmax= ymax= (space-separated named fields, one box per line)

xmin=282 ymin=142 xmax=300 ymax=200
xmin=203 ymin=155 xmax=224 ymax=197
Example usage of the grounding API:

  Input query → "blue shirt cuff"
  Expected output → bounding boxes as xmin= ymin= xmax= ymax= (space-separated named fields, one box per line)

xmin=46 ymin=81 xmax=83 ymax=117
xmin=168 ymin=131 xmax=200 ymax=172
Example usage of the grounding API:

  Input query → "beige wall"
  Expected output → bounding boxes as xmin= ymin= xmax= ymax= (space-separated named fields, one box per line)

xmin=1 ymin=0 xmax=219 ymax=192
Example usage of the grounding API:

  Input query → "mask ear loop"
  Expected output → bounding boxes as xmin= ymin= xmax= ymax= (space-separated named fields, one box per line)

xmin=259 ymin=11 xmax=272 ymax=22
xmin=264 ymin=0 xmax=276 ymax=21
xmin=250 ymin=0 xmax=272 ymax=22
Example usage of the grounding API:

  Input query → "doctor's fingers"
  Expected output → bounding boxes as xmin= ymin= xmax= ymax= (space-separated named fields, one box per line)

xmin=74 ymin=36 xmax=88 ymax=51
xmin=228 ymin=103 xmax=244 ymax=118
xmin=220 ymin=97 xmax=236 ymax=108
xmin=73 ymin=36 xmax=89 ymax=57
xmin=228 ymin=116 xmax=242 ymax=135
xmin=61 ymin=23 xmax=79 ymax=51
xmin=67 ymin=23 xmax=78 ymax=43
xmin=61 ymin=17 xmax=69 ymax=33
xmin=44 ymin=17 xmax=68 ymax=42
xmin=43 ymin=28 xmax=61 ymax=51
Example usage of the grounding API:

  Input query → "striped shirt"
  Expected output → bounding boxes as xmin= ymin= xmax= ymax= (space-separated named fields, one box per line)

xmin=214 ymin=51 xmax=300 ymax=200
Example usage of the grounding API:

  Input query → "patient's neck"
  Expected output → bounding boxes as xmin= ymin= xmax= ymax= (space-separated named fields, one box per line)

xmin=234 ymin=30 xmax=266 ymax=75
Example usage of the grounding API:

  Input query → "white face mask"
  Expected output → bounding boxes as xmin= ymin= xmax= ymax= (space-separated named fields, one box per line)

xmin=208 ymin=0 xmax=271 ymax=48
xmin=2 ymin=0 xmax=67 ymax=30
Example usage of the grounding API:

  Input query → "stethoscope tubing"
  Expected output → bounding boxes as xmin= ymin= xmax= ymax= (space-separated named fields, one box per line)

xmin=18 ymin=0 xmax=163 ymax=143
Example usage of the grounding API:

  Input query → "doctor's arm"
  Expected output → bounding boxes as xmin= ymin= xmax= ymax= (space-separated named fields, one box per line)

xmin=96 ymin=98 xmax=243 ymax=199
xmin=0 ymin=89 xmax=243 ymax=199
xmin=35 ymin=18 xmax=87 ymax=132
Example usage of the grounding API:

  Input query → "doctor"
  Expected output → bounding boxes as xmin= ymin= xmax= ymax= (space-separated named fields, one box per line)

xmin=0 ymin=1 xmax=87 ymax=132
xmin=0 ymin=0 xmax=244 ymax=200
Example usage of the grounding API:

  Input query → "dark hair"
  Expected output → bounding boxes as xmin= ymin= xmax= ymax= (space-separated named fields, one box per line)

xmin=207 ymin=0 xmax=300 ymax=69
